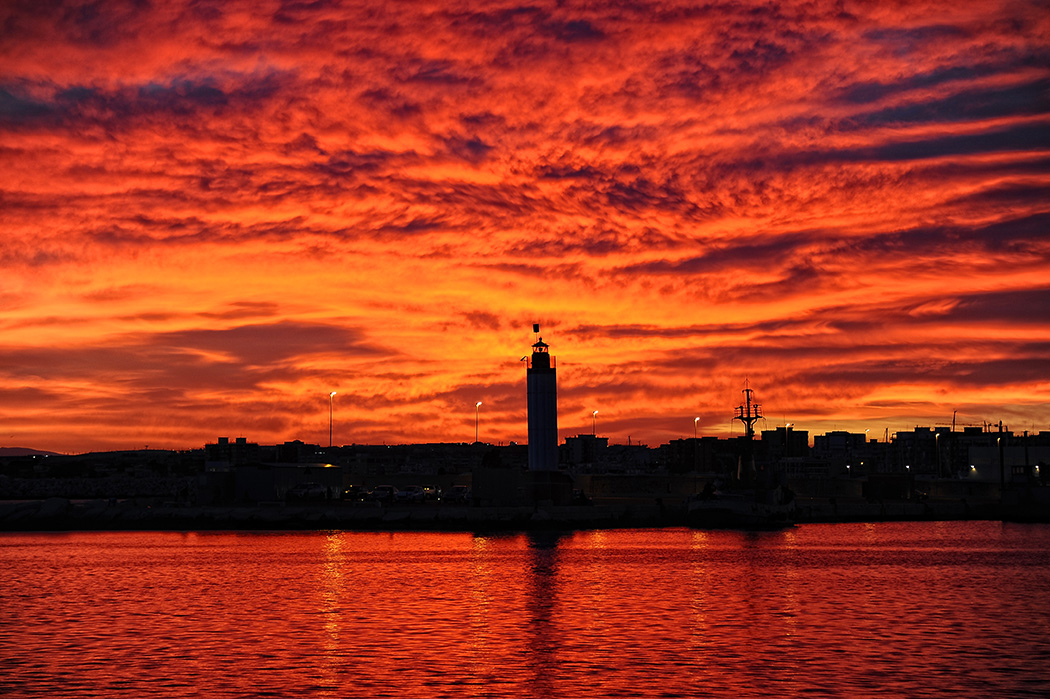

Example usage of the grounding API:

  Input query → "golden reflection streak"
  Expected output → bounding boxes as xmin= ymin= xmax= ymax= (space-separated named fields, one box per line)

xmin=688 ymin=529 xmax=712 ymax=652
xmin=318 ymin=532 xmax=345 ymax=698
xmin=578 ymin=530 xmax=610 ymax=653
xmin=525 ymin=532 xmax=561 ymax=697
xmin=468 ymin=534 xmax=494 ymax=672
xmin=775 ymin=528 xmax=802 ymax=671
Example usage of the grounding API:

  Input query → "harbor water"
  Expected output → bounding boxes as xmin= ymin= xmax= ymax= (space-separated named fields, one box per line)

xmin=2 ymin=521 xmax=1049 ymax=697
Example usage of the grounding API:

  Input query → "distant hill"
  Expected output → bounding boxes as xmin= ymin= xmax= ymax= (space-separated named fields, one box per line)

xmin=0 ymin=447 xmax=62 ymax=457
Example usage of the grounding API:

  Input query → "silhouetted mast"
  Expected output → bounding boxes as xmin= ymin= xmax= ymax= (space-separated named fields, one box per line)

xmin=734 ymin=382 xmax=762 ymax=440
xmin=734 ymin=382 xmax=762 ymax=485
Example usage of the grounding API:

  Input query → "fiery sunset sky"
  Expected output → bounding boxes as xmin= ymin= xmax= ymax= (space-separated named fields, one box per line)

xmin=2 ymin=0 xmax=1049 ymax=453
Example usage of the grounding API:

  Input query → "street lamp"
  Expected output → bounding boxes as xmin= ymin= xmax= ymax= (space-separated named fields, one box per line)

xmin=475 ymin=401 xmax=482 ymax=444
xmin=694 ymin=416 xmax=700 ymax=439
xmin=329 ymin=391 xmax=337 ymax=448
xmin=592 ymin=410 xmax=598 ymax=436
xmin=935 ymin=432 xmax=941 ymax=476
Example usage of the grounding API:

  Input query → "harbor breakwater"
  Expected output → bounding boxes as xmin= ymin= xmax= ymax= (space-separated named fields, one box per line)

xmin=1 ymin=493 xmax=1044 ymax=531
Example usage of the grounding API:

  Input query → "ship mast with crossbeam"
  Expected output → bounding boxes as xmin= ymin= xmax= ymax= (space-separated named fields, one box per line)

xmin=735 ymin=381 xmax=762 ymax=439
xmin=733 ymin=381 xmax=763 ymax=484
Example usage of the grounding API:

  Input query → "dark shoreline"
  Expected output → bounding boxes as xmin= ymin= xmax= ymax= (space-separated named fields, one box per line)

xmin=2 ymin=496 xmax=1046 ymax=532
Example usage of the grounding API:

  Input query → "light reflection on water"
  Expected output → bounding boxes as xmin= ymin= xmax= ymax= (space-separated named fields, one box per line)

xmin=2 ymin=522 xmax=1049 ymax=698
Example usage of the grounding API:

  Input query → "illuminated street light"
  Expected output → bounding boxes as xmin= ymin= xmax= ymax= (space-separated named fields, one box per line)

xmin=694 ymin=416 xmax=700 ymax=439
xmin=592 ymin=410 xmax=598 ymax=436
xmin=935 ymin=432 xmax=941 ymax=476
xmin=475 ymin=401 xmax=482 ymax=444
xmin=329 ymin=391 xmax=337 ymax=448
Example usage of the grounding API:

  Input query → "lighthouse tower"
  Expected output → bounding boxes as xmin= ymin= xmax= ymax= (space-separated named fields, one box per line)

xmin=527 ymin=326 xmax=558 ymax=471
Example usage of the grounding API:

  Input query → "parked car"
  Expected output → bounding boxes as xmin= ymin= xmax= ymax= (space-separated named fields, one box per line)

xmin=341 ymin=485 xmax=367 ymax=501
xmin=368 ymin=485 xmax=398 ymax=503
xmin=287 ymin=482 xmax=327 ymax=501
xmin=395 ymin=485 xmax=426 ymax=504
xmin=421 ymin=484 xmax=442 ymax=501
xmin=443 ymin=485 xmax=471 ymax=504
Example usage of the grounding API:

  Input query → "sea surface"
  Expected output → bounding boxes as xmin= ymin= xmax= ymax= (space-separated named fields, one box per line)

xmin=2 ymin=522 xmax=1049 ymax=698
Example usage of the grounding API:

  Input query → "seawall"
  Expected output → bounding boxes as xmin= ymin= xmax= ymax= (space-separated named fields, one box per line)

xmin=1 ymin=495 xmax=1045 ymax=532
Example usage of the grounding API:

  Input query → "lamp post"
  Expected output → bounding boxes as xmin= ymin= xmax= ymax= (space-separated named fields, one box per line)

xmin=475 ymin=401 xmax=482 ymax=444
xmin=592 ymin=410 xmax=598 ymax=436
xmin=935 ymin=432 xmax=941 ymax=477
xmin=694 ymin=416 xmax=701 ymax=473
xmin=329 ymin=391 xmax=337 ymax=448
xmin=998 ymin=435 xmax=1004 ymax=499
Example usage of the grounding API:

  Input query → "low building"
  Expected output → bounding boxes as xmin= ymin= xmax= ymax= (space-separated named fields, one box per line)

xmin=204 ymin=437 xmax=260 ymax=470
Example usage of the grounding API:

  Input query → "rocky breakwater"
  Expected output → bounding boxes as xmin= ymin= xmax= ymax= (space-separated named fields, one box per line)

xmin=0 ymin=498 xmax=673 ymax=531
xmin=5 ymin=493 xmax=1043 ymax=531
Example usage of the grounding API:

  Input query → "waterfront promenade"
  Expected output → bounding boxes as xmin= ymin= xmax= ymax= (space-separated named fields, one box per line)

xmin=2 ymin=490 xmax=1045 ymax=531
